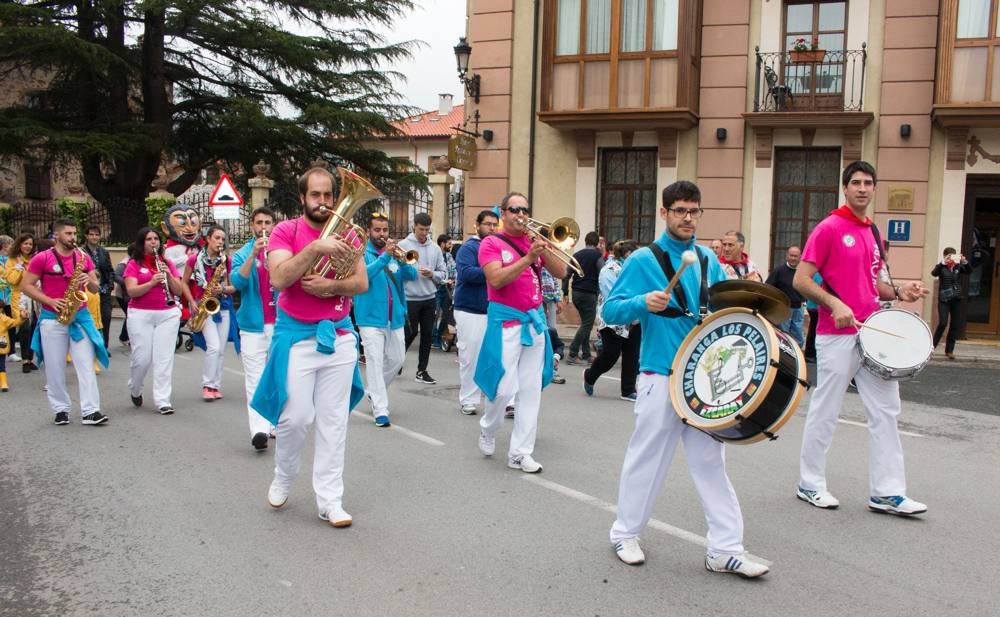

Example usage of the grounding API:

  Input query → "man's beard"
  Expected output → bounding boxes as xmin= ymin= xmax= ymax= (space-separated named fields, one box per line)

xmin=304 ymin=204 xmax=330 ymax=224
xmin=371 ymin=235 xmax=387 ymax=248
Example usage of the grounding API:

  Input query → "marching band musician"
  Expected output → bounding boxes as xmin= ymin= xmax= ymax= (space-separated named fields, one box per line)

xmin=21 ymin=219 xmax=110 ymax=426
xmin=231 ymin=207 xmax=278 ymax=450
xmin=182 ymin=225 xmax=237 ymax=402
xmin=251 ymin=166 xmax=366 ymax=528
xmin=792 ymin=161 xmax=929 ymax=516
xmin=352 ymin=212 xmax=417 ymax=428
xmin=124 ymin=227 xmax=185 ymax=414
xmin=602 ymin=181 xmax=769 ymax=577
xmin=474 ymin=192 xmax=568 ymax=474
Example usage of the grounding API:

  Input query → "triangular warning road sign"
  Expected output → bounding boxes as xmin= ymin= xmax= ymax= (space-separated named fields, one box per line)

xmin=208 ymin=174 xmax=244 ymax=207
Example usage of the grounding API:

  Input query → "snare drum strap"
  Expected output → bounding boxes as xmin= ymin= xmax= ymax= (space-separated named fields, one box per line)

xmin=648 ymin=244 xmax=709 ymax=320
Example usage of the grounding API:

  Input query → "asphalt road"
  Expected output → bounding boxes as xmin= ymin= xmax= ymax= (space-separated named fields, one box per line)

xmin=2 ymin=340 xmax=998 ymax=617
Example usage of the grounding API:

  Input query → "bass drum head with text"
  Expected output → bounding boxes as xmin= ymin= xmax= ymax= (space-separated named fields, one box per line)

xmin=669 ymin=307 xmax=807 ymax=444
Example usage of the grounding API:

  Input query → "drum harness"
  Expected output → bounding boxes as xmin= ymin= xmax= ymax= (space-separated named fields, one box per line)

xmin=650 ymin=245 xmax=809 ymax=443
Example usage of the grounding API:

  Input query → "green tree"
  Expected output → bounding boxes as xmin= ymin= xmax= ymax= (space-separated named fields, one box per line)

xmin=0 ymin=0 xmax=424 ymax=238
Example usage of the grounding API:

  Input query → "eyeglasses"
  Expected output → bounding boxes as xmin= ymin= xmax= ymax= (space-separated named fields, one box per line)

xmin=506 ymin=206 xmax=530 ymax=215
xmin=667 ymin=207 xmax=703 ymax=219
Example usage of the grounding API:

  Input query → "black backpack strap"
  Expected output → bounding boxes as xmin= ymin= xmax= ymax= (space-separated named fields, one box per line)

xmin=696 ymin=246 xmax=709 ymax=319
xmin=649 ymin=243 xmax=695 ymax=319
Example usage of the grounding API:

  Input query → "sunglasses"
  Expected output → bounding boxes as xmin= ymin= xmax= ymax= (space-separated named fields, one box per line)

xmin=371 ymin=212 xmax=388 ymax=219
xmin=506 ymin=206 xmax=530 ymax=215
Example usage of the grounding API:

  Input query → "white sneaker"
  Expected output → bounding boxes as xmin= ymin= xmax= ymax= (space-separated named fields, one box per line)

xmin=869 ymin=495 xmax=927 ymax=516
xmin=478 ymin=431 xmax=495 ymax=456
xmin=319 ymin=506 xmax=353 ymax=528
xmin=267 ymin=481 xmax=288 ymax=509
xmin=7 ymin=354 xmax=21 ymax=362
xmin=507 ymin=454 xmax=542 ymax=473
xmin=460 ymin=404 xmax=478 ymax=416
xmin=614 ymin=537 xmax=645 ymax=565
xmin=796 ymin=486 xmax=840 ymax=509
xmin=705 ymin=552 xmax=769 ymax=578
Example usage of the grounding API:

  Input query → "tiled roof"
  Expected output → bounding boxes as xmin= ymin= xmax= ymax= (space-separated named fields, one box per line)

xmin=389 ymin=104 xmax=465 ymax=138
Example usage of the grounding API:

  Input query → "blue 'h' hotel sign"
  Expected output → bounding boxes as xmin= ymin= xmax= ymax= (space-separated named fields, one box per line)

xmin=887 ymin=219 xmax=911 ymax=243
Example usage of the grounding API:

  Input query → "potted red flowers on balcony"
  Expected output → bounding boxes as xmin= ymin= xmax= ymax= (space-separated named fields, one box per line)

xmin=790 ymin=36 xmax=825 ymax=63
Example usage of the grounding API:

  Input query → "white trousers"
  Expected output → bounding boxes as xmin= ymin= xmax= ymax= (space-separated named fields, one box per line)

xmin=454 ymin=310 xmax=486 ymax=407
xmin=358 ymin=325 xmax=405 ymax=416
xmin=479 ymin=324 xmax=544 ymax=458
xmin=610 ymin=373 xmax=745 ymax=555
xmin=800 ymin=334 xmax=907 ymax=496
xmin=200 ymin=311 xmax=230 ymax=389
xmin=39 ymin=319 xmax=100 ymax=416
xmin=127 ymin=307 xmax=181 ymax=408
xmin=240 ymin=325 xmax=274 ymax=437
xmin=273 ymin=335 xmax=357 ymax=514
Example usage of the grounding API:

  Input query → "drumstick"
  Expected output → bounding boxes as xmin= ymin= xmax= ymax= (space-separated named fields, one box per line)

xmin=665 ymin=250 xmax=699 ymax=295
xmin=857 ymin=322 xmax=905 ymax=339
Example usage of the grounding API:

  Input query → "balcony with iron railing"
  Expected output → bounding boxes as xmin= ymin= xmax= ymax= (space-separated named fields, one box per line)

xmin=744 ymin=45 xmax=874 ymax=130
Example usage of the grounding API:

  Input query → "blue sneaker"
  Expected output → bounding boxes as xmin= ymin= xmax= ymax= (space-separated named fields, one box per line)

xmin=374 ymin=415 xmax=391 ymax=427
xmin=869 ymin=495 xmax=926 ymax=516
xmin=583 ymin=373 xmax=594 ymax=396
xmin=619 ymin=392 xmax=637 ymax=402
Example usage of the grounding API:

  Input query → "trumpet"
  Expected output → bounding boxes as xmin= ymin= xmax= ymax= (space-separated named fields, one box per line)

xmin=387 ymin=243 xmax=419 ymax=265
xmin=517 ymin=216 xmax=584 ymax=276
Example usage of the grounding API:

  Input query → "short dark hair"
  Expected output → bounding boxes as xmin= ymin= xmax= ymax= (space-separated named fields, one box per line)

xmin=52 ymin=218 xmax=76 ymax=232
xmin=436 ymin=234 xmax=451 ymax=246
xmin=613 ymin=239 xmax=638 ymax=260
xmin=842 ymin=160 xmax=877 ymax=187
xmin=661 ymin=181 xmax=701 ymax=209
xmin=725 ymin=230 xmax=746 ymax=245
xmin=367 ymin=211 xmax=390 ymax=229
xmin=943 ymin=246 xmax=957 ymax=256
xmin=500 ymin=192 xmax=527 ymax=210
xmin=476 ymin=209 xmax=499 ymax=224
xmin=250 ymin=206 xmax=275 ymax=221
xmin=205 ymin=224 xmax=226 ymax=241
xmin=131 ymin=227 xmax=162 ymax=261
xmin=86 ymin=225 xmax=101 ymax=235
xmin=413 ymin=212 xmax=432 ymax=227
xmin=297 ymin=166 xmax=336 ymax=197
xmin=585 ymin=231 xmax=600 ymax=246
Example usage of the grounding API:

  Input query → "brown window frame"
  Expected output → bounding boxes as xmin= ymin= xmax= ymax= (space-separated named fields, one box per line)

xmin=938 ymin=0 xmax=1000 ymax=103
xmin=24 ymin=164 xmax=52 ymax=200
xmin=770 ymin=147 xmax=841 ymax=270
xmin=598 ymin=148 xmax=659 ymax=246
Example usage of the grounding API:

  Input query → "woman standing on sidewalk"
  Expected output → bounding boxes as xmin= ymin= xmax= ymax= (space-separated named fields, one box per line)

xmin=583 ymin=240 xmax=641 ymax=401
xmin=5 ymin=233 xmax=38 ymax=373
xmin=931 ymin=247 xmax=971 ymax=360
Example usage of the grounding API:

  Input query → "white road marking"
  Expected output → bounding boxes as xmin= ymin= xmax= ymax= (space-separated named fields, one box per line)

xmin=352 ymin=411 xmax=446 ymax=447
xmin=521 ymin=475 xmax=772 ymax=566
xmin=837 ymin=418 xmax=923 ymax=438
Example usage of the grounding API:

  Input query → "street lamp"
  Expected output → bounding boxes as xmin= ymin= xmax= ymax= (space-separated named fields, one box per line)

xmin=453 ymin=37 xmax=481 ymax=104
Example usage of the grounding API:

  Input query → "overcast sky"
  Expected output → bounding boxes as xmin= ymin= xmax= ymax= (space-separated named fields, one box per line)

xmin=379 ymin=0 xmax=468 ymax=112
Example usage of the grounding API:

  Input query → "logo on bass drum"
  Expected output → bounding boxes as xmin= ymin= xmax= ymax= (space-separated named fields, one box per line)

xmin=681 ymin=322 xmax=769 ymax=419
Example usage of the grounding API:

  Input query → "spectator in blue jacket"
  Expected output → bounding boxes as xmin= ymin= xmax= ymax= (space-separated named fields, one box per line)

xmin=353 ymin=212 xmax=418 ymax=427
xmin=230 ymin=207 xmax=279 ymax=451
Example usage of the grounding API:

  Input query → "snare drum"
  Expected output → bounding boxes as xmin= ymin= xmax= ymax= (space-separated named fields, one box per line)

xmin=857 ymin=308 xmax=932 ymax=380
xmin=669 ymin=307 xmax=808 ymax=444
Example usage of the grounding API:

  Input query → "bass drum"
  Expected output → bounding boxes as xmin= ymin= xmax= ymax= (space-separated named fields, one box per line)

xmin=669 ymin=307 xmax=809 ymax=444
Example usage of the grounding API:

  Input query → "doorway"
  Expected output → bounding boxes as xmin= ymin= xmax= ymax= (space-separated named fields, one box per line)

xmin=963 ymin=178 xmax=1000 ymax=337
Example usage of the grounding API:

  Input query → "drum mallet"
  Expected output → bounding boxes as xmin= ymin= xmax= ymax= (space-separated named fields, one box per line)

xmin=665 ymin=250 xmax=699 ymax=295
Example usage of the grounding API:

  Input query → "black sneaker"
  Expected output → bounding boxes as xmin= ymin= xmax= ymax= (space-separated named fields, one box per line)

xmin=415 ymin=370 xmax=436 ymax=384
xmin=23 ymin=362 xmax=36 ymax=374
xmin=131 ymin=394 xmax=143 ymax=407
xmin=158 ymin=405 xmax=174 ymax=415
xmin=81 ymin=412 xmax=109 ymax=425
xmin=54 ymin=411 xmax=69 ymax=425
xmin=251 ymin=432 xmax=269 ymax=451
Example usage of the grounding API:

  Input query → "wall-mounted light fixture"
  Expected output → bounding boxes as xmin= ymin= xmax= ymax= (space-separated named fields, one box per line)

xmin=716 ymin=127 xmax=728 ymax=141
xmin=454 ymin=37 xmax=481 ymax=104
xmin=900 ymin=123 xmax=912 ymax=138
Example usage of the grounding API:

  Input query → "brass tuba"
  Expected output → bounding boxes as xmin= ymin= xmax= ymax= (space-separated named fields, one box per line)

xmin=308 ymin=167 xmax=383 ymax=279
xmin=518 ymin=216 xmax=584 ymax=276
xmin=56 ymin=248 xmax=89 ymax=325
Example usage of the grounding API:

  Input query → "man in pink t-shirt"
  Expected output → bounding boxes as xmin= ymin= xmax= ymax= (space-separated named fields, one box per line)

xmin=793 ymin=161 xmax=929 ymax=516
xmin=19 ymin=219 xmax=108 ymax=426
xmin=475 ymin=192 xmax=569 ymax=474
xmin=262 ymin=166 xmax=368 ymax=529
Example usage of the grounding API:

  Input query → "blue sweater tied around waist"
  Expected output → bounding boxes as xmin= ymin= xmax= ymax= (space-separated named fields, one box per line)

xmin=473 ymin=301 xmax=552 ymax=401
xmin=32 ymin=309 xmax=110 ymax=369
xmin=250 ymin=309 xmax=364 ymax=426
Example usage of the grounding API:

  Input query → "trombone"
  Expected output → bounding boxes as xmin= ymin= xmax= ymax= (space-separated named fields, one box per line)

xmin=517 ymin=215 xmax=584 ymax=276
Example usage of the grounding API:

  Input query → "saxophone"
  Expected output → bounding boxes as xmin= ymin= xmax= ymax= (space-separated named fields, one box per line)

xmin=57 ymin=249 xmax=90 ymax=325
xmin=188 ymin=256 xmax=226 ymax=333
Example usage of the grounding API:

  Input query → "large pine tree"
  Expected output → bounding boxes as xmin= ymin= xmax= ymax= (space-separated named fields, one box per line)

xmin=0 ymin=0 xmax=419 ymax=235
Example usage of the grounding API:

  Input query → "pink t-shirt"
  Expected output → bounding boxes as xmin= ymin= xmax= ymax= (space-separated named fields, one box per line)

xmin=478 ymin=233 xmax=543 ymax=313
xmin=801 ymin=211 xmax=883 ymax=335
xmin=27 ymin=249 xmax=94 ymax=314
xmin=124 ymin=257 xmax=180 ymax=310
xmin=268 ymin=217 xmax=355 ymax=323
xmin=257 ymin=252 xmax=277 ymax=325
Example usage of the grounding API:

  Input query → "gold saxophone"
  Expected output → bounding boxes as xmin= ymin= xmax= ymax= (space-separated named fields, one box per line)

xmin=188 ymin=257 xmax=226 ymax=333
xmin=57 ymin=249 xmax=89 ymax=325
